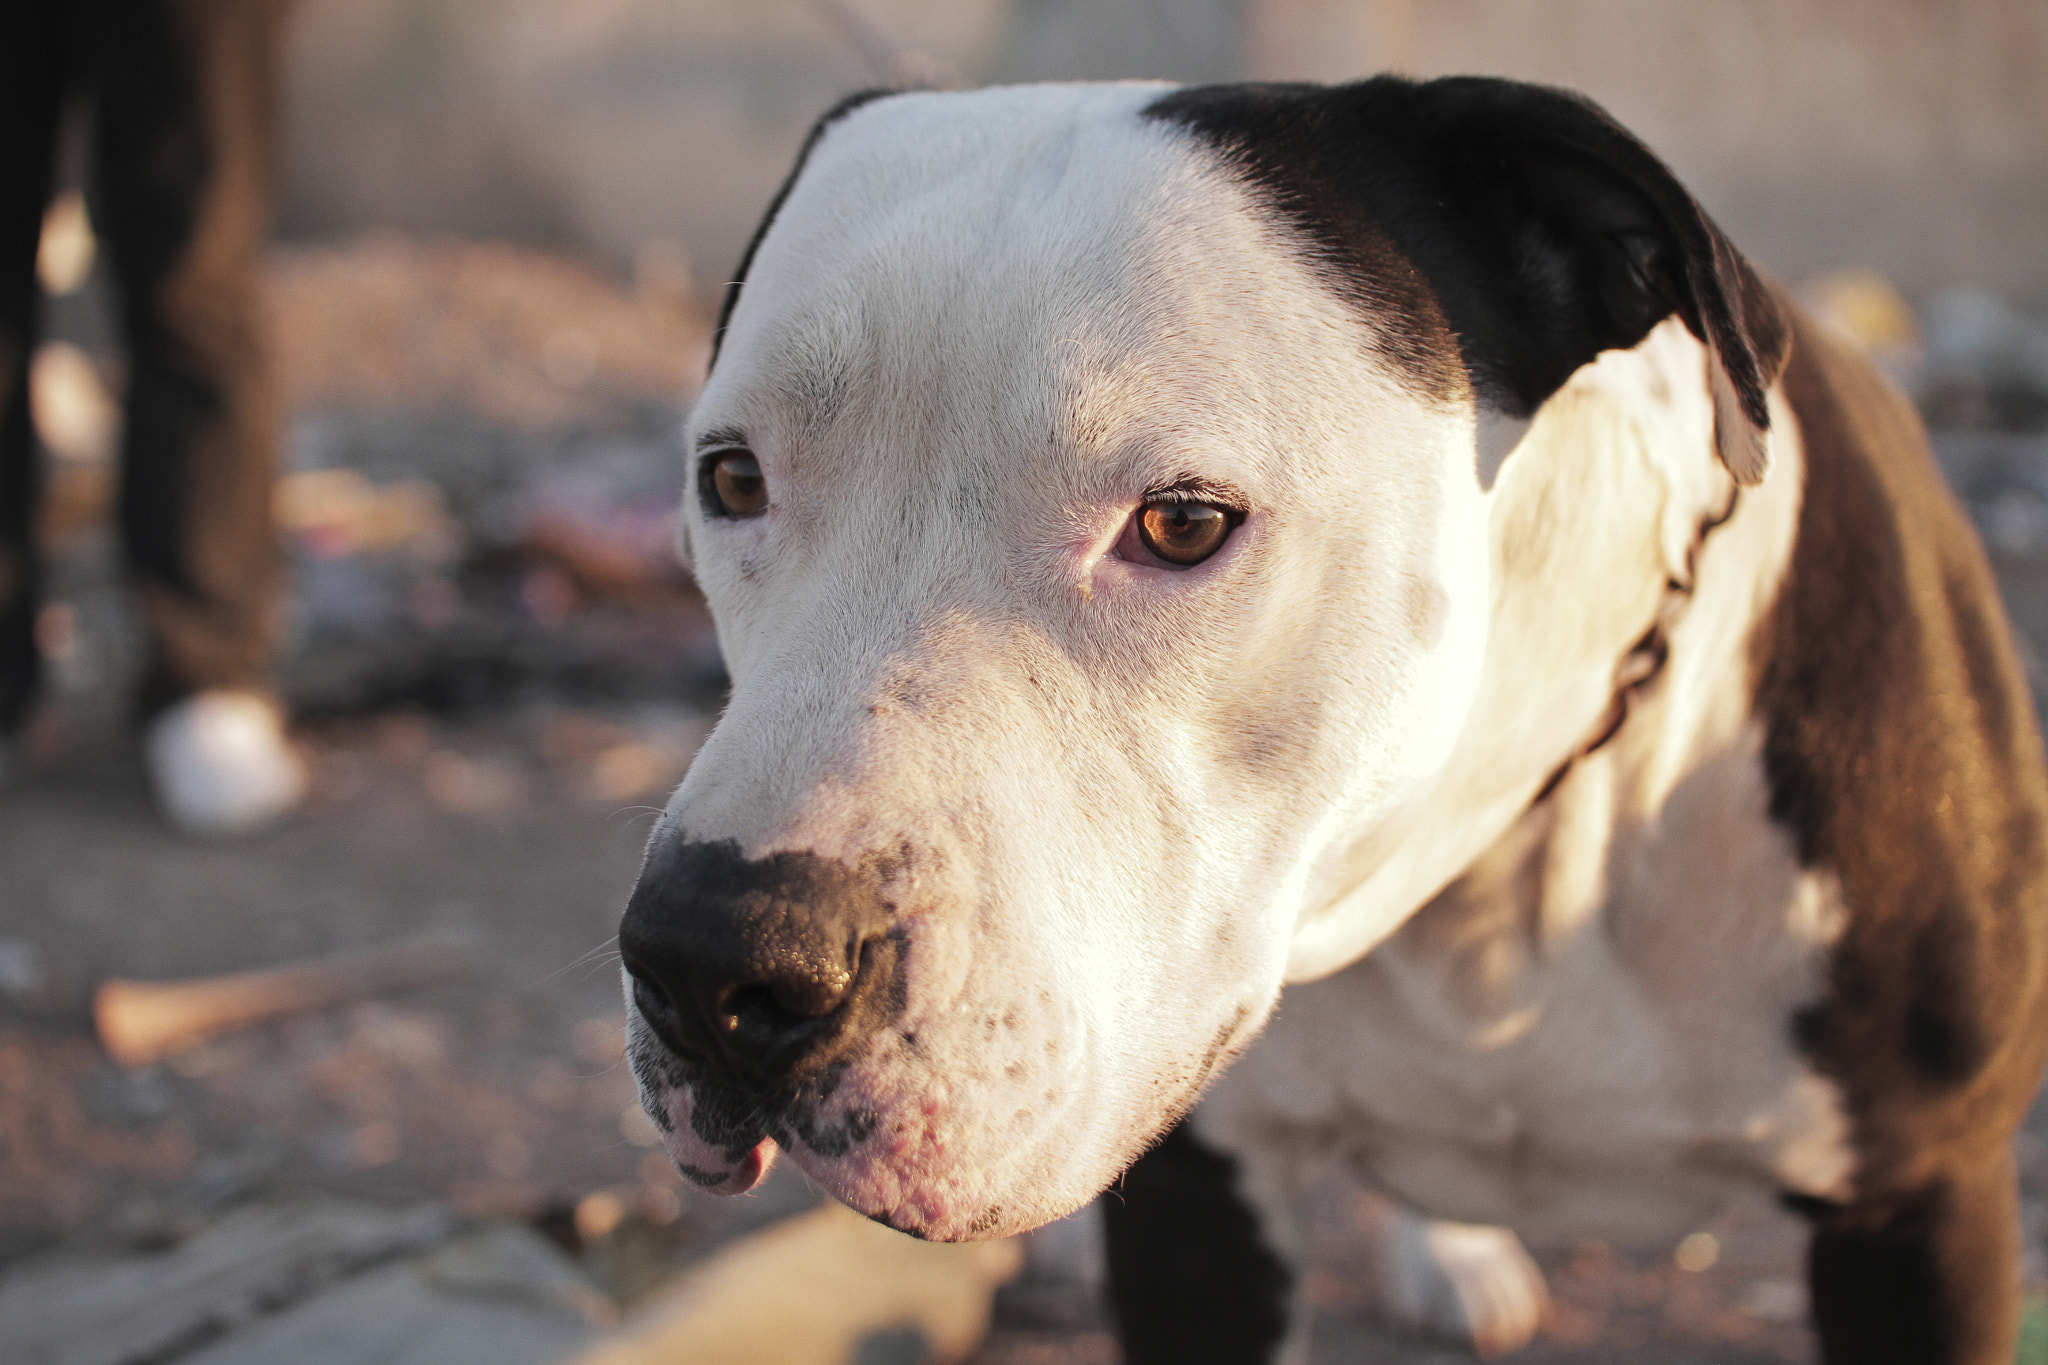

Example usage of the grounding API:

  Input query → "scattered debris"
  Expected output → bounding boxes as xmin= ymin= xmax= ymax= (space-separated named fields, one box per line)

xmin=1799 ymin=268 xmax=1924 ymax=379
xmin=95 ymin=930 xmax=473 ymax=1068
xmin=516 ymin=471 xmax=687 ymax=599
xmin=1922 ymin=288 xmax=2048 ymax=431
xmin=1799 ymin=270 xmax=2048 ymax=436
xmin=276 ymin=412 xmax=718 ymax=719
xmin=28 ymin=232 xmax=722 ymax=723
xmin=1932 ymin=429 xmax=2048 ymax=559
xmin=275 ymin=468 xmax=459 ymax=565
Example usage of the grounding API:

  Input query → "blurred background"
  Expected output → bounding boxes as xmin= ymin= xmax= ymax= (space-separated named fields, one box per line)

xmin=2 ymin=2 xmax=2045 ymax=1363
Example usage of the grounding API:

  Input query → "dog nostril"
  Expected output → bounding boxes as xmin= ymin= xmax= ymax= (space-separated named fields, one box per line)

xmin=631 ymin=974 xmax=687 ymax=1035
xmin=719 ymin=961 xmax=854 ymax=1034
xmin=722 ymin=983 xmax=819 ymax=1036
xmin=632 ymin=974 xmax=669 ymax=1012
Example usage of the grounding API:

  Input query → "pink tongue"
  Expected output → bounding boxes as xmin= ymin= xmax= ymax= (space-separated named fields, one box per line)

xmin=727 ymin=1137 xmax=779 ymax=1193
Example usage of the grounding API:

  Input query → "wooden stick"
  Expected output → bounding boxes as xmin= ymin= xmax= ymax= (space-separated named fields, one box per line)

xmin=94 ymin=930 xmax=473 ymax=1067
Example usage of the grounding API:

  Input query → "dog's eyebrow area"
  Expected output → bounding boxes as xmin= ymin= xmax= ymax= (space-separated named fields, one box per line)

xmin=1143 ymin=475 xmax=1250 ymax=512
xmin=694 ymin=425 xmax=748 ymax=452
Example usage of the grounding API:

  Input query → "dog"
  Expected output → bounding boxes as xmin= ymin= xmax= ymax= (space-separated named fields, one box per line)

xmin=617 ymin=75 xmax=2048 ymax=1364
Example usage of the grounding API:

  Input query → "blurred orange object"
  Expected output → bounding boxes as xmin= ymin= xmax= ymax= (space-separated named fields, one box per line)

xmin=94 ymin=929 xmax=471 ymax=1067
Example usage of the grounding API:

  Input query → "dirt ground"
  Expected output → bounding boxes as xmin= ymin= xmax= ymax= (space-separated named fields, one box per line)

xmin=7 ymin=236 xmax=2048 ymax=1362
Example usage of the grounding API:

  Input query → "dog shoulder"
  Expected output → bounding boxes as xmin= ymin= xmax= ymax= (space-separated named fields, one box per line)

xmin=1754 ymin=305 xmax=2048 ymax=1186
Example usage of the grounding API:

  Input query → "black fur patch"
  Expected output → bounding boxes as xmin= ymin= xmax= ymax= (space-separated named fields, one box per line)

xmin=1804 ymin=1156 xmax=2023 ymax=1365
xmin=1145 ymin=77 xmax=1787 ymax=434
xmin=1754 ymin=311 xmax=2048 ymax=1360
xmin=1103 ymin=1122 xmax=1293 ymax=1365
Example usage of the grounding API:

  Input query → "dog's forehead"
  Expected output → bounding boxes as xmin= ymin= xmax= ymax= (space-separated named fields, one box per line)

xmin=699 ymin=84 xmax=1451 ymax=473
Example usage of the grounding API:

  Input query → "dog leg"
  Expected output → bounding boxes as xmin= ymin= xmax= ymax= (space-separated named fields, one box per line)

xmin=1353 ymin=1191 xmax=1547 ymax=1356
xmin=1102 ymin=1119 xmax=1303 ymax=1365
xmin=1804 ymin=1147 xmax=2022 ymax=1365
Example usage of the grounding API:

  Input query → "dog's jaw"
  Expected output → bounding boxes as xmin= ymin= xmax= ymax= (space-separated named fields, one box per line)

xmin=625 ymin=953 xmax=1271 ymax=1239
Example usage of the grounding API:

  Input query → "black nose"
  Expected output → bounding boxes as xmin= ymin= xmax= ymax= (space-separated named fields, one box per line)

xmin=619 ymin=838 xmax=904 ymax=1083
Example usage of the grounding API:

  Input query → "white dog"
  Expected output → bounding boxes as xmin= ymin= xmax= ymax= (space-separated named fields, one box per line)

xmin=620 ymin=77 xmax=2048 ymax=1365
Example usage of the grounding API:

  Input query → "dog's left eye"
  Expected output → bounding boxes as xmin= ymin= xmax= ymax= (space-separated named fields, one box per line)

xmin=1121 ymin=498 xmax=1242 ymax=568
xmin=701 ymin=449 xmax=767 ymax=519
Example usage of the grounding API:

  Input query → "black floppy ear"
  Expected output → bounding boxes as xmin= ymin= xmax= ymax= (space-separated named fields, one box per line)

xmin=1398 ymin=77 xmax=1790 ymax=484
xmin=1148 ymin=76 xmax=1790 ymax=483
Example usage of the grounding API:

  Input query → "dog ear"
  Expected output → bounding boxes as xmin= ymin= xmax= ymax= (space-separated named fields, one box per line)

xmin=1399 ymin=77 xmax=1790 ymax=484
xmin=1148 ymin=77 xmax=1790 ymax=483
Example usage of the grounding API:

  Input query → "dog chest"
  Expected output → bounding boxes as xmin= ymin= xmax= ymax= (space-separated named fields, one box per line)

xmin=1202 ymin=736 xmax=1856 ymax=1245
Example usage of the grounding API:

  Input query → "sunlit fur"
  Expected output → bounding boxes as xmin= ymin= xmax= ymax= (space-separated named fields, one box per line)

xmin=1200 ymin=324 xmax=1851 ymax=1241
xmin=627 ymin=84 xmax=1847 ymax=1249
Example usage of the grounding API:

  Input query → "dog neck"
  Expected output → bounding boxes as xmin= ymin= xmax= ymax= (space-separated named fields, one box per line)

xmin=1285 ymin=318 xmax=1807 ymax=982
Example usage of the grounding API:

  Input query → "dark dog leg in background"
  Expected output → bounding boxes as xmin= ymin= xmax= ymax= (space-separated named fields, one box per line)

xmin=1803 ymin=1148 xmax=2021 ymax=1365
xmin=1102 ymin=1121 xmax=1295 ymax=1365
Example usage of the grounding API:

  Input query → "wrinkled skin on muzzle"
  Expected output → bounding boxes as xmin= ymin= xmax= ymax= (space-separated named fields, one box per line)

xmin=623 ymin=603 xmax=1310 ymax=1238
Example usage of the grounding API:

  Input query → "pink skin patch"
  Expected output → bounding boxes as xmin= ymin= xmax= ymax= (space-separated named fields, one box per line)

xmin=653 ymin=1070 xmax=963 ymax=1229
xmin=655 ymin=1088 xmax=778 ymax=1194
xmin=729 ymin=1137 xmax=779 ymax=1193
xmin=773 ymin=1072 xmax=984 ymax=1239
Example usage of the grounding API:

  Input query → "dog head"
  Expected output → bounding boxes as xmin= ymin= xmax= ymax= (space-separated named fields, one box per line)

xmin=619 ymin=77 xmax=1789 ymax=1239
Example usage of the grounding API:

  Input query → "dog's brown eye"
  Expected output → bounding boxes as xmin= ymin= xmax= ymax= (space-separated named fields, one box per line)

xmin=704 ymin=450 xmax=766 ymax=519
xmin=1138 ymin=501 xmax=1236 ymax=567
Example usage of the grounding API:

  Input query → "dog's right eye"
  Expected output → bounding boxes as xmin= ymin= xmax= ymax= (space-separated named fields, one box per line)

xmin=701 ymin=449 xmax=767 ymax=519
xmin=1138 ymin=501 xmax=1234 ymax=566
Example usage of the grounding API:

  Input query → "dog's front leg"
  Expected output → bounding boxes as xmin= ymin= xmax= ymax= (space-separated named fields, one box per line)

xmin=1803 ymin=1145 xmax=2023 ymax=1365
xmin=1102 ymin=1117 xmax=1309 ymax=1365
xmin=1350 ymin=1190 xmax=1547 ymax=1356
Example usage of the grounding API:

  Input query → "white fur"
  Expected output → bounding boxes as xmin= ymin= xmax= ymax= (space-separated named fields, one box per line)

xmin=632 ymin=81 xmax=1852 ymax=1284
xmin=651 ymin=83 xmax=1500 ymax=1240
